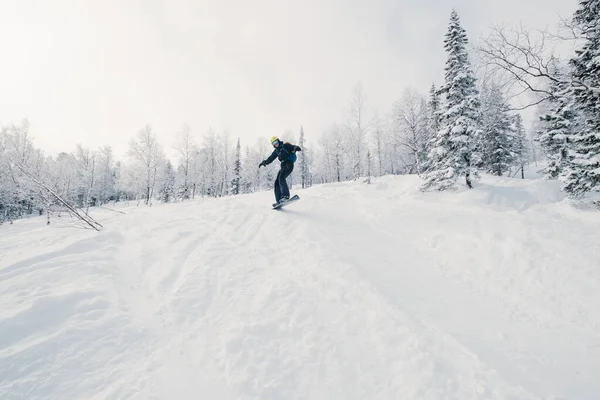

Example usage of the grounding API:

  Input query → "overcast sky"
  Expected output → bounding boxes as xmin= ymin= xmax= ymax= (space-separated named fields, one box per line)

xmin=0 ymin=0 xmax=577 ymax=160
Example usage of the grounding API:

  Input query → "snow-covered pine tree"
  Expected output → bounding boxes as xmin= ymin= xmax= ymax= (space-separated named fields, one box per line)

xmin=479 ymin=84 xmax=516 ymax=176
xmin=562 ymin=0 xmax=600 ymax=196
xmin=298 ymin=126 xmax=310 ymax=188
xmin=536 ymin=76 xmax=578 ymax=180
xmin=240 ymin=144 xmax=254 ymax=193
xmin=366 ymin=149 xmax=372 ymax=184
xmin=421 ymin=83 xmax=442 ymax=174
xmin=512 ymin=113 xmax=529 ymax=179
xmin=421 ymin=10 xmax=481 ymax=190
xmin=220 ymin=130 xmax=232 ymax=196
xmin=427 ymin=84 xmax=441 ymax=131
xmin=160 ymin=160 xmax=176 ymax=202
xmin=231 ymin=137 xmax=242 ymax=195
xmin=241 ymin=142 xmax=259 ymax=193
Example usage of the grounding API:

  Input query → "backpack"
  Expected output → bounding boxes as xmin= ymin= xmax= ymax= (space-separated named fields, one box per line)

xmin=281 ymin=142 xmax=297 ymax=163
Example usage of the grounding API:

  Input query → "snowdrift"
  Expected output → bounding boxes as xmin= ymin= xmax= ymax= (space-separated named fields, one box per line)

xmin=1 ymin=173 xmax=599 ymax=400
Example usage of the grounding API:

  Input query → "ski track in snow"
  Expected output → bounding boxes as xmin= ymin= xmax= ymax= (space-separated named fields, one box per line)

xmin=1 ymin=175 xmax=600 ymax=399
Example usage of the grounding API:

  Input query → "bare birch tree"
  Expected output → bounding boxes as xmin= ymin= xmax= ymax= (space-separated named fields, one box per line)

xmin=173 ymin=124 xmax=196 ymax=200
xmin=128 ymin=125 xmax=165 ymax=205
xmin=391 ymin=88 xmax=429 ymax=174
xmin=344 ymin=83 xmax=369 ymax=180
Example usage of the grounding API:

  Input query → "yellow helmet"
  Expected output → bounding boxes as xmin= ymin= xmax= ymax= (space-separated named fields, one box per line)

xmin=270 ymin=136 xmax=279 ymax=145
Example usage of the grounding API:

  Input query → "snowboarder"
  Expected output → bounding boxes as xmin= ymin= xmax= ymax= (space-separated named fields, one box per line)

xmin=259 ymin=136 xmax=301 ymax=204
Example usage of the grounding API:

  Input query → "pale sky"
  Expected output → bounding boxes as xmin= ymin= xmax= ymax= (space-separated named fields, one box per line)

xmin=0 ymin=0 xmax=577 ymax=161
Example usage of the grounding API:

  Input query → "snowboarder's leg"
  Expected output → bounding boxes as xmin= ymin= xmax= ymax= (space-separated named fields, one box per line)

xmin=274 ymin=168 xmax=282 ymax=202
xmin=278 ymin=162 xmax=294 ymax=199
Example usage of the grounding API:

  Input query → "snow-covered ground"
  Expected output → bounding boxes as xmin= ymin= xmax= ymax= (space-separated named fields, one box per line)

xmin=1 ymin=172 xmax=600 ymax=400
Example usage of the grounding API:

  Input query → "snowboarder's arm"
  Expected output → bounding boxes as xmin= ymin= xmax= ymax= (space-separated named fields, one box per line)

xmin=260 ymin=149 xmax=278 ymax=167
xmin=284 ymin=143 xmax=301 ymax=152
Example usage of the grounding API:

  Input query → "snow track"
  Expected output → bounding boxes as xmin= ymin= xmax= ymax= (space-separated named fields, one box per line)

xmin=1 ymin=175 xmax=599 ymax=399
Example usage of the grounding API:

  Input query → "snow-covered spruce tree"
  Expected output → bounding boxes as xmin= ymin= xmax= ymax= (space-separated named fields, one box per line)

xmin=298 ymin=126 xmax=311 ymax=188
xmin=421 ymin=83 xmax=442 ymax=173
xmin=562 ymin=0 xmax=600 ymax=196
xmin=536 ymin=76 xmax=578 ymax=180
xmin=220 ymin=130 xmax=232 ymax=196
xmin=366 ymin=149 xmax=372 ymax=184
xmin=421 ymin=10 xmax=481 ymax=190
xmin=159 ymin=160 xmax=176 ymax=202
xmin=240 ymin=144 xmax=256 ymax=193
xmin=512 ymin=113 xmax=529 ymax=179
xmin=479 ymin=84 xmax=516 ymax=176
xmin=231 ymin=137 xmax=242 ymax=195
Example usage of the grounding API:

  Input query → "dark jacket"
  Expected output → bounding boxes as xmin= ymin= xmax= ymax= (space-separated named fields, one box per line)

xmin=263 ymin=142 xmax=301 ymax=166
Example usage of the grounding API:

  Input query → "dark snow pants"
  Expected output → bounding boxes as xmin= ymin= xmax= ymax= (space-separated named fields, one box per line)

xmin=275 ymin=161 xmax=294 ymax=202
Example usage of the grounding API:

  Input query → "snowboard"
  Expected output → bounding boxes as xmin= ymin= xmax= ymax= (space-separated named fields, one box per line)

xmin=272 ymin=194 xmax=300 ymax=210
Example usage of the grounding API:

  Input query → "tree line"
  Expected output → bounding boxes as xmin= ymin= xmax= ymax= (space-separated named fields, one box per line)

xmin=1 ymin=1 xmax=598 ymax=224
xmin=423 ymin=1 xmax=600 ymax=196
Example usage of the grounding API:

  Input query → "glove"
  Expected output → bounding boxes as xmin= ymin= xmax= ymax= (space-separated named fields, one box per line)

xmin=295 ymin=146 xmax=302 ymax=152
xmin=259 ymin=161 xmax=266 ymax=168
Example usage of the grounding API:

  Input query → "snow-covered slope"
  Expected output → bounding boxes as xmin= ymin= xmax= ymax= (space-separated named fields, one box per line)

xmin=1 ymin=174 xmax=599 ymax=400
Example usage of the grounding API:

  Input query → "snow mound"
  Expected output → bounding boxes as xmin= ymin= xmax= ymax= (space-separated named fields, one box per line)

xmin=1 ymin=173 xmax=599 ymax=400
xmin=457 ymin=175 xmax=565 ymax=211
